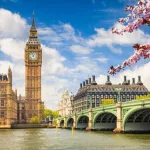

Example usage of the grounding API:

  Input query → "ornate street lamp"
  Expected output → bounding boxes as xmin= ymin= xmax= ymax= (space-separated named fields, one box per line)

xmin=114 ymin=88 xmax=122 ymax=103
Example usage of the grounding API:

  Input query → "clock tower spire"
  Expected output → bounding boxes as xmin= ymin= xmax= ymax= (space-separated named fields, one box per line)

xmin=25 ymin=13 xmax=42 ymax=122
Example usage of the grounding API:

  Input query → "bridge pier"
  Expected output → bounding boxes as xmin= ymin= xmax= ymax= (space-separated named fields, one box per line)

xmin=57 ymin=119 xmax=60 ymax=128
xmin=63 ymin=117 xmax=67 ymax=128
xmin=86 ymin=108 xmax=93 ymax=131
xmin=73 ymin=113 xmax=77 ymax=128
xmin=113 ymin=103 xmax=123 ymax=133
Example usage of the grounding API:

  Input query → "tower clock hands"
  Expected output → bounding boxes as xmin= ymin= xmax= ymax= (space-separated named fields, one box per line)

xmin=29 ymin=52 xmax=38 ymax=60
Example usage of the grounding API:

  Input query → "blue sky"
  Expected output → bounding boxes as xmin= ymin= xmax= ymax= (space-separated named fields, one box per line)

xmin=0 ymin=0 xmax=150 ymax=109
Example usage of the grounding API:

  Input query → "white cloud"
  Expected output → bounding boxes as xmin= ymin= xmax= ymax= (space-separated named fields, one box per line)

xmin=107 ymin=44 xmax=123 ymax=54
xmin=0 ymin=8 xmax=28 ymax=38
xmin=72 ymin=56 xmax=102 ymax=78
xmin=96 ymin=57 xmax=109 ymax=63
xmin=70 ymin=45 xmax=94 ymax=54
xmin=87 ymin=23 xmax=150 ymax=53
xmin=39 ymin=23 xmax=84 ymax=44
xmin=42 ymin=45 xmax=69 ymax=75
xmin=0 ymin=60 xmax=13 ymax=74
xmin=96 ymin=62 xmax=150 ymax=90
xmin=38 ymin=27 xmax=55 ymax=35
xmin=38 ymin=27 xmax=61 ymax=42
xmin=0 ymin=8 xmax=95 ymax=110
xmin=42 ymin=76 xmax=70 ymax=109
xmin=0 ymin=38 xmax=25 ymax=60
xmin=1 ymin=8 xmax=150 ymax=110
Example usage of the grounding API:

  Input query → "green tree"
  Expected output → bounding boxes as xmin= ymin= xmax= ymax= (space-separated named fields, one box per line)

xmin=52 ymin=111 xmax=59 ymax=119
xmin=41 ymin=104 xmax=59 ymax=120
xmin=29 ymin=116 xmax=40 ymax=124
xmin=44 ymin=109 xmax=52 ymax=119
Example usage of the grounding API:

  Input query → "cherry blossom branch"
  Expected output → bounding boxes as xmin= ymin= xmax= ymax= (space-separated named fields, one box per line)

xmin=108 ymin=0 xmax=150 ymax=75
xmin=108 ymin=42 xmax=150 ymax=75
xmin=112 ymin=0 xmax=150 ymax=35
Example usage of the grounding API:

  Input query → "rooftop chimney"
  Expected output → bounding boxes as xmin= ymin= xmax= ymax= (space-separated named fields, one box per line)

xmin=137 ymin=76 xmax=143 ymax=85
xmin=83 ymin=81 xmax=85 ymax=86
xmin=105 ymin=75 xmax=112 ymax=85
xmin=86 ymin=80 xmax=88 ymax=85
xmin=80 ymin=83 xmax=82 ymax=88
xmin=93 ymin=75 xmax=95 ymax=81
xmin=122 ymin=75 xmax=128 ymax=85
xmin=19 ymin=94 xmax=21 ymax=100
xmin=91 ymin=75 xmax=97 ymax=85
xmin=88 ymin=78 xmax=91 ymax=84
xmin=128 ymin=80 xmax=130 ymax=85
xmin=132 ymin=78 xmax=135 ymax=84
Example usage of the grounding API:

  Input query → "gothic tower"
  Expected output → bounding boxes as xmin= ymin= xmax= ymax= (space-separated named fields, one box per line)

xmin=25 ymin=13 xmax=42 ymax=122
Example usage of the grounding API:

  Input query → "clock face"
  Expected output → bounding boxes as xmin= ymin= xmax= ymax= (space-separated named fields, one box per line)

xmin=29 ymin=52 xmax=38 ymax=60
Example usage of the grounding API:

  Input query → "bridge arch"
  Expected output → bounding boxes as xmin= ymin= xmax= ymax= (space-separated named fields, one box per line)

xmin=93 ymin=111 xmax=117 ymax=130
xmin=60 ymin=119 xmax=64 ymax=128
xmin=77 ymin=115 xmax=89 ymax=129
xmin=66 ymin=118 xmax=74 ymax=128
xmin=123 ymin=107 xmax=150 ymax=131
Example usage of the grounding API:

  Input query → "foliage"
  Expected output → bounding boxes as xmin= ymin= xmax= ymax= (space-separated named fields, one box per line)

xmin=52 ymin=111 xmax=59 ymax=119
xmin=29 ymin=116 xmax=40 ymax=124
xmin=42 ymin=104 xmax=59 ymax=119
xmin=44 ymin=109 xmax=52 ymax=119
xmin=108 ymin=0 xmax=150 ymax=75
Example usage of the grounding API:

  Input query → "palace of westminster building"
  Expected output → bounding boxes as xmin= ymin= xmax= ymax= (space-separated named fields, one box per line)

xmin=0 ymin=16 xmax=43 ymax=127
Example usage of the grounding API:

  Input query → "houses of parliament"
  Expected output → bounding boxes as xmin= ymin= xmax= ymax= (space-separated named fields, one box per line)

xmin=0 ymin=15 xmax=43 ymax=127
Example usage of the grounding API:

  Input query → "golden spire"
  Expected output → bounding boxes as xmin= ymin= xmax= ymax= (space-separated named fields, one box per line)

xmin=30 ymin=11 xmax=36 ymax=31
xmin=32 ymin=11 xmax=35 ymax=27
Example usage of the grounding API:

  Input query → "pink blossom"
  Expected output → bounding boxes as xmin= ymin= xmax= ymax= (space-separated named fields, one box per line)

xmin=108 ymin=41 xmax=150 ymax=75
xmin=108 ymin=0 xmax=150 ymax=75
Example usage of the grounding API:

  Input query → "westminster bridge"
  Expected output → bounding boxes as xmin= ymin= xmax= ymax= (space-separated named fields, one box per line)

xmin=56 ymin=98 xmax=150 ymax=132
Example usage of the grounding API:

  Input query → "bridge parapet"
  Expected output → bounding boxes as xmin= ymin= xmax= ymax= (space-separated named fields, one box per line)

xmin=56 ymin=98 xmax=150 ymax=132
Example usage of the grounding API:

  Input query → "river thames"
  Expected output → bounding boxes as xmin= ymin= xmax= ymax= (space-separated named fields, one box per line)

xmin=1 ymin=128 xmax=150 ymax=150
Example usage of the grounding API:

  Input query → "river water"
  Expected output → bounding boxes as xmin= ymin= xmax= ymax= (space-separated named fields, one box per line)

xmin=0 ymin=128 xmax=150 ymax=150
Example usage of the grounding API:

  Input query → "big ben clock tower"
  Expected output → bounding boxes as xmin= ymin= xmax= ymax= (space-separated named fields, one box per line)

xmin=25 ymin=14 xmax=42 ymax=122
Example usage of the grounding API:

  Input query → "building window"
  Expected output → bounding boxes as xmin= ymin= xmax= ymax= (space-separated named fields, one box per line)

xmin=92 ymin=99 xmax=95 ymax=103
xmin=22 ymin=113 xmax=25 ymax=120
xmin=0 ymin=86 xmax=5 ymax=91
xmin=0 ymin=99 xmax=4 ymax=107
xmin=29 ymin=114 xmax=32 ymax=118
xmin=0 ymin=111 xmax=5 ymax=118
xmin=22 ymin=104 xmax=25 ymax=110
xmin=96 ymin=99 xmax=99 ymax=103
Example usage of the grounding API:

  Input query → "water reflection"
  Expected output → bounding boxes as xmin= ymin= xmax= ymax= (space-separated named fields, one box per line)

xmin=0 ymin=129 xmax=150 ymax=150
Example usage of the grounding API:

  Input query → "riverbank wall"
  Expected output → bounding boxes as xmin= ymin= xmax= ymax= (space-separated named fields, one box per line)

xmin=0 ymin=124 xmax=56 ymax=129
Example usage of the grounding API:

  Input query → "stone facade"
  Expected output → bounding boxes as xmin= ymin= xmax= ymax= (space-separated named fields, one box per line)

xmin=24 ymin=14 xmax=43 ymax=122
xmin=0 ymin=67 xmax=18 ymax=127
xmin=17 ymin=95 xmax=26 ymax=124
xmin=58 ymin=90 xmax=73 ymax=117
xmin=73 ymin=75 xmax=149 ymax=113
xmin=0 ymin=14 xmax=43 ymax=128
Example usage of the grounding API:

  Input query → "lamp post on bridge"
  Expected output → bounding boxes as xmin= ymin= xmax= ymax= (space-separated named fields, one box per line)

xmin=114 ymin=88 xmax=122 ymax=103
